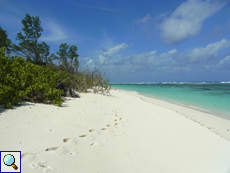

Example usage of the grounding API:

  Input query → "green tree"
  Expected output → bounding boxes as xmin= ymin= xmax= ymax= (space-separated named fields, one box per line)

xmin=12 ymin=13 xmax=50 ymax=65
xmin=0 ymin=27 xmax=12 ymax=54
xmin=50 ymin=43 xmax=79 ymax=73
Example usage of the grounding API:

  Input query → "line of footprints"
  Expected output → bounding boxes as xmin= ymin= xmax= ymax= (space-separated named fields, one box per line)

xmin=66 ymin=108 xmax=123 ymax=146
xmin=21 ymin=108 xmax=123 ymax=160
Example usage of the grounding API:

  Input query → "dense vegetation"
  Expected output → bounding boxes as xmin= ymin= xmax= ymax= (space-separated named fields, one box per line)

xmin=0 ymin=14 xmax=110 ymax=109
xmin=0 ymin=27 xmax=12 ymax=55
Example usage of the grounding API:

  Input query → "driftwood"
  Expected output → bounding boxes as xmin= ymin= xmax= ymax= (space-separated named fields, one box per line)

xmin=65 ymin=88 xmax=80 ymax=98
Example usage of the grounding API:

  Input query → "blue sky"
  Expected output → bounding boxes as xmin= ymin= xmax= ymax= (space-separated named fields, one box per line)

xmin=1 ymin=0 xmax=230 ymax=83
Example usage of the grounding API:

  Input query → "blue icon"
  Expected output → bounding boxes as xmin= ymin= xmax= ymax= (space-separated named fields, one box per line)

xmin=3 ymin=154 xmax=18 ymax=170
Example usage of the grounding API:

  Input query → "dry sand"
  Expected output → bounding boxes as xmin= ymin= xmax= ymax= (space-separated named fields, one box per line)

xmin=0 ymin=89 xmax=230 ymax=173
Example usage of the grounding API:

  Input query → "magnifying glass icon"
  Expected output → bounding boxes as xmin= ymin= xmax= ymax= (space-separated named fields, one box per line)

xmin=3 ymin=154 xmax=18 ymax=170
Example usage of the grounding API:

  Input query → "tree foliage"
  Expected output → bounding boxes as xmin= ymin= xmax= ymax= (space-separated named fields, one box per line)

xmin=12 ymin=13 xmax=50 ymax=65
xmin=50 ymin=43 xmax=79 ymax=73
xmin=0 ymin=14 xmax=111 ymax=109
xmin=0 ymin=27 xmax=12 ymax=54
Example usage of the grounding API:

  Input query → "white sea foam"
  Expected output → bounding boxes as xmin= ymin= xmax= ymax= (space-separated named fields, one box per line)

xmin=220 ymin=81 xmax=230 ymax=84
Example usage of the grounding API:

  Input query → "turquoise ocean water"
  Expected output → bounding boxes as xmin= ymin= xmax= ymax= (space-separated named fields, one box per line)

xmin=111 ymin=82 xmax=230 ymax=119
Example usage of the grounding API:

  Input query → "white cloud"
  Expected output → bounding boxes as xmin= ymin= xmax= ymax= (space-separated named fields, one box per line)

xmin=98 ymin=55 xmax=108 ymax=65
xmin=159 ymin=0 xmax=227 ymax=44
xmin=190 ymin=39 xmax=230 ymax=62
xmin=81 ymin=39 xmax=230 ymax=82
xmin=218 ymin=55 xmax=230 ymax=69
xmin=40 ymin=23 xmax=68 ymax=42
xmin=79 ymin=56 xmax=96 ymax=70
xmin=134 ymin=14 xmax=152 ymax=24
xmin=124 ymin=49 xmax=178 ymax=72
xmin=129 ymin=51 xmax=157 ymax=64
xmin=104 ymin=43 xmax=129 ymax=57
xmin=87 ymin=59 xmax=93 ymax=65
xmin=159 ymin=49 xmax=177 ymax=58
xmin=98 ymin=43 xmax=130 ymax=65
xmin=115 ymin=39 xmax=229 ymax=73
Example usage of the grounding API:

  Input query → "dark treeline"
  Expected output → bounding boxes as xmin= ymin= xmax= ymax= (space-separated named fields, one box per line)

xmin=0 ymin=14 xmax=110 ymax=109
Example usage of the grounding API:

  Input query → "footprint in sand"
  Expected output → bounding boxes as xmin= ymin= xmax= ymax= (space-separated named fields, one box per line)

xmin=63 ymin=138 xmax=78 ymax=144
xmin=21 ymin=153 xmax=36 ymax=161
xmin=63 ymin=138 xmax=71 ymax=142
xmin=56 ymin=147 xmax=68 ymax=155
xmin=79 ymin=134 xmax=87 ymax=137
xmin=45 ymin=146 xmax=68 ymax=155
xmin=106 ymin=124 xmax=112 ymax=127
xmin=21 ymin=153 xmax=28 ymax=159
xmin=89 ymin=129 xmax=94 ymax=133
xmin=45 ymin=147 xmax=60 ymax=151
xmin=101 ymin=128 xmax=107 ymax=130
xmin=31 ymin=161 xmax=53 ymax=172
xmin=90 ymin=142 xmax=98 ymax=147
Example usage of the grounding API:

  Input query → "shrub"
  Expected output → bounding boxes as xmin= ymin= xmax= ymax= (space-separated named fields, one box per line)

xmin=76 ymin=67 xmax=110 ymax=94
xmin=0 ymin=47 xmax=63 ymax=109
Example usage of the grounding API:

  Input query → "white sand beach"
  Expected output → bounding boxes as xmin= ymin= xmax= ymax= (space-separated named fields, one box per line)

xmin=1 ymin=89 xmax=230 ymax=173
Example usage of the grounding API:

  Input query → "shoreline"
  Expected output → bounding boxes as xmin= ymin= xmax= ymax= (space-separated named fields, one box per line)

xmin=143 ymin=93 xmax=230 ymax=120
xmin=1 ymin=89 xmax=230 ymax=172
xmin=110 ymin=83 xmax=230 ymax=119
xmin=116 ymin=88 xmax=230 ymax=141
